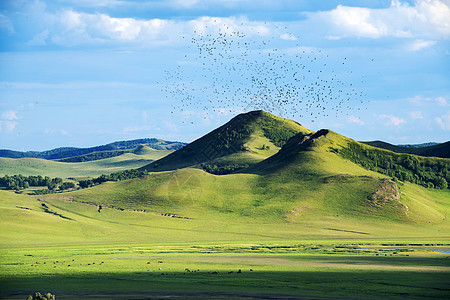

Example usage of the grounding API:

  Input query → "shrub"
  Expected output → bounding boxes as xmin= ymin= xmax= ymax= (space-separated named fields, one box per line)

xmin=26 ymin=292 xmax=55 ymax=300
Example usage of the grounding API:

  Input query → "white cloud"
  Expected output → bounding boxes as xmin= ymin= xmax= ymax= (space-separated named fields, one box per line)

xmin=436 ymin=96 xmax=448 ymax=106
xmin=1 ymin=110 xmax=19 ymax=121
xmin=409 ymin=111 xmax=424 ymax=119
xmin=379 ymin=114 xmax=406 ymax=126
xmin=163 ymin=121 xmax=178 ymax=132
xmin=6 ymin=121 xmax=16 ymax=132
xmin=60 ymin=130 xmax=70 ymax=136
xmin=0 ymin=121 xmax=18 ymax=133
xmin=282 ymin=46 xmax=318 ymax=55
xmin=407 ymin=39 xmax=437 ymax=51
xmin=27 ymin=29 xmax=50 ymax=46
xmin=409 ymin=95 xmax=448 ymax=106
xmin=435 ymin=112 xmax=450 ymax=130
xmin=347 ymin=116 xmax=364 ymax=125
xmin=122 ymin=125 xmax=152 ymax=133
xmin=311 ymin=0 xmax=450 ymax=40
xmin=22 ymin=6 xmax=270 ymax=47
xmin=141 ymin=111 xmax=148 ymax=123
xmin=60 ymin=0 xmax=128 ymax=7
xmin=0 ymin=13 xmax=14 ymax=34
xmin=280 ymin=33 xmax=297 ymax=41
xmin=170 ymin=0 xmax=200 ymax=8
xmin=0 ymin=81 xmax=154 ymax=90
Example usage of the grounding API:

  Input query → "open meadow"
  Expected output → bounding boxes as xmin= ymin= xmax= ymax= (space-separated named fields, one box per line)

xmin=1 ymin=187 xmax=449 ymax=299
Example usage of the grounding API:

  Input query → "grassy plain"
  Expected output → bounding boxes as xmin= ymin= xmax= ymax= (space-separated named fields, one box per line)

xmin=2 ymin=242 xmax=449 ymax=299
xmin=0 ymin=188 xmax=449 ymax=299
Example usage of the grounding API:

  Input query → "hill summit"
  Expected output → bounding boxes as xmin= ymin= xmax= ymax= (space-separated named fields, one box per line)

xmin=141 ymin=110 xmax=312 ymax=172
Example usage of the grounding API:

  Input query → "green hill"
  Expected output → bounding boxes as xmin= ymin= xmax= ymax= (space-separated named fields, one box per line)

xmin=362 ymin=140 xmax=450 ymax=158
xmin=1 ymin=110 xmax=448 ymax=241
xmin=141 ymin=110 xmax=312 ymax=172
xmin=29 ymin=112 xmax=448 ymax=241
xmin=0 ymin=146 xmax=173 ymax=178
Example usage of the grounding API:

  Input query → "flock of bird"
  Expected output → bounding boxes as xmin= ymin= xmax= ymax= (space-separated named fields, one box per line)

xmin=162 ymin=22 xmax=371 ymax=124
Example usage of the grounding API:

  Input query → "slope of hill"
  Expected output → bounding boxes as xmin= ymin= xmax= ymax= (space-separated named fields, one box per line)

xmin=362 ymin=140 xmax=450 ymax=158
xmin=248 ymin=129 xmax=449 ymax=189
xmin=0 ymin=146 xmax=174 ymax=178
xmin=141 ymin=110 xmax=312 ymax=172
xmin=0 ymin=138 xmax=186 ymax=160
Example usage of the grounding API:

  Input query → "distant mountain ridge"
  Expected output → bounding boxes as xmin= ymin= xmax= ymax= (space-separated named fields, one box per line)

xmin=361 ymin=140 xmax=450 ymax=158
xmin=0 ymin=138 xmax=187 ymax=160
xmin=397 ymin=142 xmax=439 ymax=148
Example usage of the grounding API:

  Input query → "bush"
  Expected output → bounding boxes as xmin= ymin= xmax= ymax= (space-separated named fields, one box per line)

xmin=26 ymin=292 xmax=55 ymax=300
xmin=60 ymin=182 xmax=75 ymax=190
xmin=201 ymin=163 xmax=249 ymax=175
xmin=78 ymin=169 xmax=149 ymax=189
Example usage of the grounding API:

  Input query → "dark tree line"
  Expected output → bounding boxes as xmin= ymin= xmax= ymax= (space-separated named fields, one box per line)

xmin=201 ymin=163 xmax=249 ymax=175
xmin=58 ymin=150 xmax=126 ymax=162
xmin=78 ymin=169 xmax=149 ymax=188
xmin=27 ymin=292 xmax=55 ymax=300
xmin=0 ymin=175 xmax=65 ymax=191
xmin=1 ymin=169 xmax=150 ymax=193
xmin=336 ymin=142 xmax=449 ymax=189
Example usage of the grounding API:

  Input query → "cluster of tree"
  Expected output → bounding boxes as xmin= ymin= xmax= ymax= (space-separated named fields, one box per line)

xmin=215 ymin=125 xmax=252 ymax=152
xmin=78 ymin=169 xmax=149 ymax=188
xmin=337 ymin=142 xmax=449 ymax=189
xmin=31 ymin=182 xmax=76 ymax=195
xmin=201 ymin=163 xmax=249 ymax=175
xmin=0 ymin=175 xmax=64 ymax=191
xmin=262 ymin=126 xmax=298 ymax=147
xmin=26 ymin=292 xmax=55 ymax=300
xmin=31 ymin=189 xmax=57 ymax=195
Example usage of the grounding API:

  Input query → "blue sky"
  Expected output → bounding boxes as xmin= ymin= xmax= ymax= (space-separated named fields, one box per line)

xmin=0 ymin=0 xmax=449 ymax=151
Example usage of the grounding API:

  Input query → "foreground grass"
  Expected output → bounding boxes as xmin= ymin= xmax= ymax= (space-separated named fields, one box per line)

xmin=1 ymin=243 xmax=449 ymax=299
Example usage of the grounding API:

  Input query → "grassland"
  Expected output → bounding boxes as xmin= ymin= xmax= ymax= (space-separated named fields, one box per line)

xmin=1 ymin=189 xmax=449 ymax=299
xmin=0 ymin=147 xmax=173 ymax=178
xmin=2 ymin=242 xmax=449 ymax=299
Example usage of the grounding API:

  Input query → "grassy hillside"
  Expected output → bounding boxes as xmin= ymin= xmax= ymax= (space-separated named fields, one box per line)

xmin=2 ymin=111 xmax=447 ymax=236
xmin=141 ymin=110 xmax=312 ymax=172
xmin=362 ymin=140 xmax=450 ymax=158
xmin=0 ymin=147 xmax=173 ymax=178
